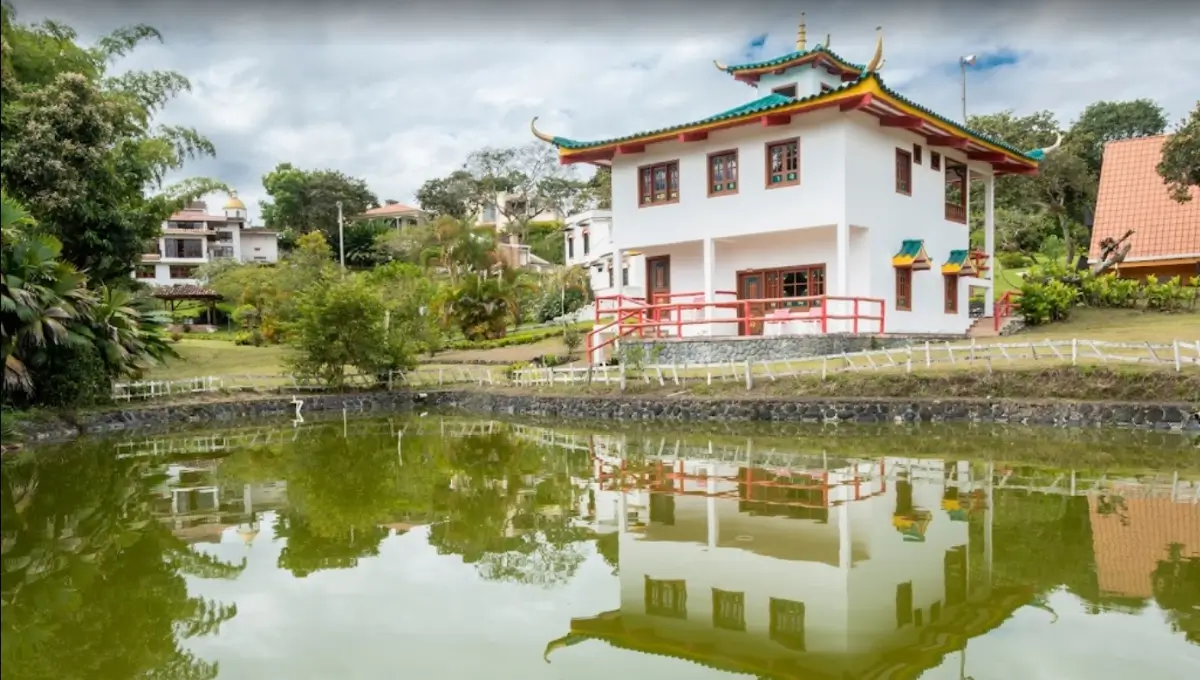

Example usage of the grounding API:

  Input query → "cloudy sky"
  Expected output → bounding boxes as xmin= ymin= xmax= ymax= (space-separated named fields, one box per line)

xmin=18 ymin=0 xmax=1200 ymax=223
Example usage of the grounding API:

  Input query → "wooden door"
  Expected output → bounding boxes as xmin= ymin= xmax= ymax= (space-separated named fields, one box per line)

xmin=646 ymin=256 xmax=671 ymax=322
xmin=737 ymin=271 xmax=766 ymax=336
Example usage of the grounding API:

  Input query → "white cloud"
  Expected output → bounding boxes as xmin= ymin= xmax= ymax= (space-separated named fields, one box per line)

xmin=15 ymin=0 xmax=1200 ymax=224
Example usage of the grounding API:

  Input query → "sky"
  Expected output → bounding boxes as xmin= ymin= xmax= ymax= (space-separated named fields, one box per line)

xmin=16 ymin=0 xmax=1200 ymax=224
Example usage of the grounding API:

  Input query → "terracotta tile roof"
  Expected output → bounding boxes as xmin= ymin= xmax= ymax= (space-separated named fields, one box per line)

xmin=1088 ymin=496 xmax=1200 ymax=599
xmin=1089 ymin=135 xmax=1200 ymax=263
xmin=359 ymin=203 xmax=425 ymax=218
xmin=151 ymin=284 xmax=223 ymax=300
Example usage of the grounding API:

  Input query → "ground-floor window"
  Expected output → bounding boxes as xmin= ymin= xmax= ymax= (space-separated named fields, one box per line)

xmin=944 ymin=274 xmax=959 ymax=313
xmin=607 ymin=266 xmax=614 ymax=288
xmin=169 ymin=265 xmax=198 ymax=279
xmin=135 ymin=265 xmax=156 ymax=279
xmin=895 ymin=268 xmax=913 ymax=311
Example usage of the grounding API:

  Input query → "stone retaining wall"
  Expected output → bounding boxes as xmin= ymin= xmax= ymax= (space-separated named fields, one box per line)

xmin=11 ymin=388 xmax=1198 ymax=447
xmin=620 ymin=333 xmax=963 ymax=365
xmin=425 ymin=392 xmax=1200 ymax=430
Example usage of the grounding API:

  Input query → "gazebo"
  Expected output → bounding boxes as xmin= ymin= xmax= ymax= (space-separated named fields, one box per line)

xmin=151 ymin=284 xmax=223 ymax=330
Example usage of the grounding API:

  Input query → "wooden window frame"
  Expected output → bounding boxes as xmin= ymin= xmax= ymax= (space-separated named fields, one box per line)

xmin=621 ymin=266 xmax=629 ymax=287
xmin=769 ymin=598 xmax=807 ymax=651
xmin=944 ymin=159 xmax=968 ymax=224
xmin=913 ymin=143 xmax=923 ymax=166
xmin=567 ymin=237 xmax=574 ymax=259
xmin=169 ymin=265 xmax=198 ymax=280
xmin=712 ymin=588 xmax=746 ymax=632
xmin=638 ymin=160 xmax=681 ymax=208
xmin=582 ymin=231 xmax=590 ymax=254
xmin=896 ymin=582 xmax=914 ymax=628
xmin=607 ymin=265 xmax=614 ymax=288
xmin=895 ymin=268 xmax=913 ymax=311
xmin=930 ymin=151 xmax=941 ymax=171
xmin=764 ymin=138 xmax=801 ymax=189
xmin=707 ymin=149 xmax=739 ymax=197
xmin=944 ymin=274 xmax=959 ymax=314
xmin=772 ymin=84 xmax=798 ymax=98
xmin=644 ymin=577 xmax=688 ymax=619
xmin=895 ymin=148 xmax=913 ymax=195
xmin=135 ymin=265 xmax=156 ymax=280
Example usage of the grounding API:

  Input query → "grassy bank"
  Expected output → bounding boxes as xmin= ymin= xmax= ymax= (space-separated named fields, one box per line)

xmin=489 ymin=366 xmax=1200 ymax=403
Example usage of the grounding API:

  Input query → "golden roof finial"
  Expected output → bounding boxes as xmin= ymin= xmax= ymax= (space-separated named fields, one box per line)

xmin=796 ymin=12 xmax=807 ymax=51
xmin=864 ymin=26 xmax=884 ymax=73
xmin=530 ymin=117 xmax=555 ymax=144
xmin=713 ymin=59 xmax=728 ymax=71
xmin=824 ymin=33 xmax=831 ymax=49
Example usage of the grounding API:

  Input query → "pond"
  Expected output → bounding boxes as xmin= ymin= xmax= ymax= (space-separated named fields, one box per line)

xmin=3 ymin=418 xmax=1198 ymax=679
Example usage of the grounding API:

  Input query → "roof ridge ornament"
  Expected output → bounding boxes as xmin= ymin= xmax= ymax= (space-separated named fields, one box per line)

xmin=530 ymin=117 xmax=555 ymax=144
xmin=713 ymin=59 xmax=728 ymax=71
xmin=1027 ymin=132 xmax=1064 ymax=160
xmin=862 ymin=26 xmax=884 ymax=75
xmin=824 ymin=33 xmax=831 ymax=49
xmin=796 ymin=12 xmax=806 ymax=51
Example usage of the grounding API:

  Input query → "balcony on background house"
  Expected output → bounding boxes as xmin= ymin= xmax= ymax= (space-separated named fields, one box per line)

xmin=945 ymin=203 xmax=967 ymax=224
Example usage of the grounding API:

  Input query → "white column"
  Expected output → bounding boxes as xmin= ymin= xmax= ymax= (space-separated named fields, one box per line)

xmin=707 ymin=471 xmax=718 ymax=549
xmin=984 ymin=461 xmax=994 ymax=588
xmin=618 ymin=492 xmax=628 ymax=533
xmin=838 ymin=503 xmax=852 ymax=573
xmin=984 ymin=174 xmax=996 ymax=283
xmin=836 ymin=221 xmax=850 ymax=294
xmin=702 ymin=237 xmax=715 ymax=322
xmin=613 ymin=248 xmax=624 ymax=298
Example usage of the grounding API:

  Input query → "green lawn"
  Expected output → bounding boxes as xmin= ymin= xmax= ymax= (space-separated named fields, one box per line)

xmin=147 ymin=339 xmax=293 ymax=380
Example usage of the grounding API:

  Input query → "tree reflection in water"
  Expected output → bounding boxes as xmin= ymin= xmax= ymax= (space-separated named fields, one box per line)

xmin=0 ymin=443 xmax=244 ymax=680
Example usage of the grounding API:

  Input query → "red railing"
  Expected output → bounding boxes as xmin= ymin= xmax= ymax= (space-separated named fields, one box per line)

xmin=586 ymin=294 xmax=887 ymax=364
xmin=993 ymin=290 xmax=1022 ymax=332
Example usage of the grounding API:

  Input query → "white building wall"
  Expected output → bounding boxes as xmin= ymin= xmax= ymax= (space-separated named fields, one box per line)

xmin=239 ymin=231 xmax=278 ymax=263
xmin=566 ymin=210 xmax=646 ymax=299
xmin=755 ymin=67 xmax=844 ymax=99
xmin=842 ymin=114 xmax=988 ymax=334
xmin=611 ymin=111 xmax=849 ymax=250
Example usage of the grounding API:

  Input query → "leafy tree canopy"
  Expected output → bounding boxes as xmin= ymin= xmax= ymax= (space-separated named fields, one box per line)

xmin=259 ymin=162 xmax=378 ymax=249
xmin=1158 ymin=101 xmax=1200 ymax=203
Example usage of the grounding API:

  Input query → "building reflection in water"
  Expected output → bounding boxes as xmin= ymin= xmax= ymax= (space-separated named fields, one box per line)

xmin=548 ymin=447 xmax=1042 ymax=680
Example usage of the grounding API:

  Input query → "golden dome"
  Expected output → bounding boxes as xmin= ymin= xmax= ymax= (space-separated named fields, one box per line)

xmin=223 ymin=191 xmax=246 ymax=211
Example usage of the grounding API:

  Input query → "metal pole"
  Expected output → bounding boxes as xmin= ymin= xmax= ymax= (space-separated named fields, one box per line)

xmin=961 ymin=60 xmax=968 ymax=124
xmin=336 ymin=200 xmax=345 ymax=274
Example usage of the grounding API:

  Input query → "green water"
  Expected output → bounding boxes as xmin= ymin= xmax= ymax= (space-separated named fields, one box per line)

xmin=3 ymin=418 xmax=1198 ymax=680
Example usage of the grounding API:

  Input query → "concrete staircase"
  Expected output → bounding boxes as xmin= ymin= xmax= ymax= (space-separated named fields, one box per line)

xmin=968 ymin=315 xmax=1023 ymax=338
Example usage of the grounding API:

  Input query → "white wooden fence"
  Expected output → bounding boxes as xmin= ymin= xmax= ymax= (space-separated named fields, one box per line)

xmin=114 ymin=337 xmax=1198 ymax=400
xmin=509 ymin=337 xmax=1200 ymax=389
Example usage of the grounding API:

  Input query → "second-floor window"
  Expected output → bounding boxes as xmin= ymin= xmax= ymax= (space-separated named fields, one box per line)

xmin=164 ymin=238 xmax=203 ymax=258
xmin=582 ymin=231 xmax=590 ymax=254
xmin=766 ymin=139 xmax=800 ymax=188
xmin=772 ymin=84 xmax=797 ymax=98
xmin=645 ymin=577 xmax=687 ymax=619
xmin=169 ymin=265 xmax=198 ymax=280
xmin=481 ymin=204 xmax=497 ymax=223
xmin=931 ymin=151 xmax=942 ymax=171
xmin=608 ymin=265 xmax=614 ymax=288
xmin=895 ymin=148 xmax=913 ymax=195
xmin=713 ymin=588 xmax=746 ymax=631
xmin=913 ymin=143 xmax=923 ymax=165
xmin=945 ymin=160 xmax=968 ymax=223
xmin=622 ymin=267 xmax=629 ymax=286
xmin=567 ymin=237 xmax=574 ymax=259
xmin=639 ymin=161 xmax=680 ymax=207
xmin=769 ymin=598 xmax=807 ymax=651
xmin=708 ymin=150 xmax=738 ymax=197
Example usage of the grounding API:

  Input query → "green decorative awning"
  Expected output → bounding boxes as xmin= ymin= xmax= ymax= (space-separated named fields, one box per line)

xmin=941 ymin=250 xmax=978 ymax=276
xmin=892 ymin=240 xmax=932 ymax=270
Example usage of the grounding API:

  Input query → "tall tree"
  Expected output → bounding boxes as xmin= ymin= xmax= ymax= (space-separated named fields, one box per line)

xmin=464 ymin=143 xmax=583 ymax=243
xmin=0 ymin=7 xmax=227 ymax=283
xmin=414 ymin=169 xmax=477 ymax=219
xmin=1069 ymin=99 xmax=1167 ymax=176
xmin=584 ymin=166 xmax=613 ymax=210
xmin=1158 ymin=102 xmax=1200 ymax=203
xmin=259 ymin=163 xmax=378 ymax=250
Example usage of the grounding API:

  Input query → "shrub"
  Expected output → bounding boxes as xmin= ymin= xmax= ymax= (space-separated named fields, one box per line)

xmin=1079 ymin=273 xmax=1140 ymax=309
xmin=170 ymin=331 xmax=184 ymax=343
xmin=1018 ymin=278 xmax=1078 ymax=326
xmin=536 ymin=287 xmax=586 ymax=323
xmin=29 ymin=344 xmax=112 ymax=409
xmin=561 ymin=324 xmax=584 ymax=357
xmin=234 ymin=330 xmax=264 ymax=346
xmin=996 ymin=251 xmax=1033 ymax=270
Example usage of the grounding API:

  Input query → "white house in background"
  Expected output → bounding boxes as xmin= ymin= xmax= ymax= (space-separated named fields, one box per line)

xmin=532 ymin=17 xmax=1058 ymax=353
xmin=355 ymin=200 xmax=429 ymax=228
xmin=547 ymin=452 xmax=1025 ymax=679
xmin=476 ymin=191 xmax=563 ymax=233
xmin=564 ymin=209 xmax=646 ymax=299
xmin=135 ymin=193 xmax=279 ymax=286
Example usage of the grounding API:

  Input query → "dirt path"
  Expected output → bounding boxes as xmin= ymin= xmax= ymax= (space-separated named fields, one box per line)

xmin=424 ymin=337 xmax=570 ymax=364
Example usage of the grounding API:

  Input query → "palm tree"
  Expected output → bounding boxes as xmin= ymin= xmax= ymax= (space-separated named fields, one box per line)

xmin=1 ymin=230 xmax=94 ymax=393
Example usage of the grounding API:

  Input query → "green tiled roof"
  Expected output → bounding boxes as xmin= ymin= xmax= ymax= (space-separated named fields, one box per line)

xmin=722 ymin=44 xmax=864 ymax=73
xmin=896 ymin=239 xmax=925 ymax=258
xmin=945 ymin=249 xmax=969 ymax=266
xmin=551 ymin=72 xmax=1041 ymax=163
xmin=551 ymin=89 xmax=837 ymax=150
